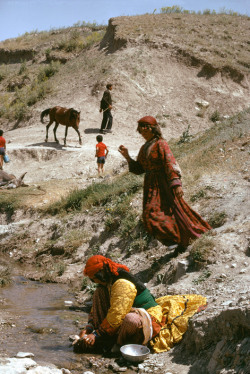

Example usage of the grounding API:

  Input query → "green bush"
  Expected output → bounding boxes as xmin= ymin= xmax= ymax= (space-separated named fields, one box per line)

xmin=38 ymin=61 xmax=60 ymax=82
xmin=19 ymin=61 xmax=27 ymax=75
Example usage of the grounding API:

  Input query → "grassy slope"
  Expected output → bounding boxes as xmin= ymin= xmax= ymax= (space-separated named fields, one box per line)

xmin=0 ymin=14 xmax=249 ymax=125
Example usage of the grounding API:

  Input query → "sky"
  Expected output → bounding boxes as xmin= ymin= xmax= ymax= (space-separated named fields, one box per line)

xmin=0 ymin=0 xmax=249 ymax=42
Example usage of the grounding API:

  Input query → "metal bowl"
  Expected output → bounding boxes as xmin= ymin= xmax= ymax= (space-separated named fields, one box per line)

xmin=120 ymin=344 xmax=150 ymax=362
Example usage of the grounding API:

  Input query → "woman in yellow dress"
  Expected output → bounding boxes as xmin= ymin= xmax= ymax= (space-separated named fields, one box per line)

xmin=73 ymin=255 xmax=207 ymax=354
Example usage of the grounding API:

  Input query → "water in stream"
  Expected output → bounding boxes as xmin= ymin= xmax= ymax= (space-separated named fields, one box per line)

xmin=0 ymin=276 xmax=88 ymax=370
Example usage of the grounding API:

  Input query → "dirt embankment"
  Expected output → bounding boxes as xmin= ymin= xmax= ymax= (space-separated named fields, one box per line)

xmin=0 ymin=13 xmax=249 ymax=374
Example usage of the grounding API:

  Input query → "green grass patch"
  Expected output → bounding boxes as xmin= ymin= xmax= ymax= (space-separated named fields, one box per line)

xmin=45 ymin=173 xmax=143 ymax=215
xmin=0 ymin=186 xmax=43 ymax=216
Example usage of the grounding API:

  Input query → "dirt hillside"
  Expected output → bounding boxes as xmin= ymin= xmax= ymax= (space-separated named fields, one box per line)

xmin=0 ymin=13 xmax=249 ymax=374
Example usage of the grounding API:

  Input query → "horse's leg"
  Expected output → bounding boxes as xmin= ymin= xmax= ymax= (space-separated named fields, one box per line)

xmin=45 ymin=121 xmax=53 ymax=142
xmin=53 ymin=122 xmax=59 ymax=143
xmin=64 ymin=126 xmax=68 ymax=146
xmin=73 ymin=126 xmax=82 ymax=145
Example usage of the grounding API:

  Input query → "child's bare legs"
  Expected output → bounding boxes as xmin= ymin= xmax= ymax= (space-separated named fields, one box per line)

xmin=97 ymin=163 xmax=102 ymax=175
xmin=0 ymin=155 xmax=3 ymax=170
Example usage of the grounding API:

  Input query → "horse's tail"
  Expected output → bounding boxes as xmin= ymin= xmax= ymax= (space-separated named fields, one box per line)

xmin=41 ymin=108 xmax=51 ymax=123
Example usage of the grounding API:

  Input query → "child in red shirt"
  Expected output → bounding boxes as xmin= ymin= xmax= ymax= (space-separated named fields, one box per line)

xmin=0 ymin=129 xmax=6 ymax=170
xmin=95 ymin=135 xmax=109 ymax=176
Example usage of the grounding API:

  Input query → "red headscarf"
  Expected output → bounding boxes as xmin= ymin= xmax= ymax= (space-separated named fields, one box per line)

xmin=137 ymin=116 xmax=158 ymax=127
xmin=84 ymin=255 xmax=130 ymax=278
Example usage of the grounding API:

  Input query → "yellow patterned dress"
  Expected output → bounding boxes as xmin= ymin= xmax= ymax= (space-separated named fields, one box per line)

xmin=90 ymin=279 xmax=206 ymax=352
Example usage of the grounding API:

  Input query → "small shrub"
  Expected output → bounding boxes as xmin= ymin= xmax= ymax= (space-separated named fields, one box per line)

xmin=127 ymin=236 xmax=148 ymax=253
xmin=161 ymin=6 xmax=183 ymax=13
xmin=0 ymin=266 xmax=11 ymax=287
xmin=208 ymin=211 xmax=227 ymax=228
xmin=210 ymin=110 xmax=221 ymax=123
xmin=178 ymin=124 xmax=193 ymax=144
xmin=19 ymin=61 xmax=27 ymax=75
xmin=11 ymin=101 xmax=29 ymax=120
xmin=37 ymin=61 xmax=60 ymax=82
xmin=57 ymin=262 xmax=66 ymax=276
xmin=119 ymin=212 xmax=138 ymax=238
xmin=190 ymin=189 xmax=207 ymax=202
xmin=190 ymin=235 xmax=215 ymax=268
xmin=84 ymin=31 xmax=104 ymax=48
xmin=0 ymin=201 xmax=16 ymax=218
xmin=105 ymin=215 xmax=121 ymax=231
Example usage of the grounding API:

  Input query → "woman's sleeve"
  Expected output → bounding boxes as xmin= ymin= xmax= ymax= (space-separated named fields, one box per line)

xmin=158 ymin=140 xmax=182 ymax=188
xmin=128 ymin=147 xmax=145 ymax=175
xmin=96 ymin=279 xmax=137 ymax=336
xmin=128 ymin=159 xmax=145 ymax=175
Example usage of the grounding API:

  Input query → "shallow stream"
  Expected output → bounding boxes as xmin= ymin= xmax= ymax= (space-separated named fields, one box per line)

xmin=0 ymin=276 xmax=88 ymax=369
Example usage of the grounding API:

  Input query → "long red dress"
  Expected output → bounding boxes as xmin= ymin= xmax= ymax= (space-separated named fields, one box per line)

xmin=128 ymin=138 xmax=211 ymax=247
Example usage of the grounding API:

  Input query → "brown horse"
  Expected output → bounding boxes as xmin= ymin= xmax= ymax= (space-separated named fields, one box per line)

xmin=41 ymin=106 xmax=82 ymax=146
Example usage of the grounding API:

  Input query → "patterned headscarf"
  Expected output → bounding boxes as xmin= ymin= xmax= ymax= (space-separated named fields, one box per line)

xmin=137 ymin=116 xmax=158 ymax=127
xmin=84 ymin=255 xmax=129 ymax=278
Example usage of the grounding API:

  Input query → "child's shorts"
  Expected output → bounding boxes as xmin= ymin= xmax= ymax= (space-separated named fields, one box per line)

xmin=97 ymin=156 xmax=105 ymax=164
xmin=0 ymin=147 xmax=5 ymax=156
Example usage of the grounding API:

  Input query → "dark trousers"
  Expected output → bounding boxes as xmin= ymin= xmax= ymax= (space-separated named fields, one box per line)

xmin=101 ymin=110 xmax=113 ymax=130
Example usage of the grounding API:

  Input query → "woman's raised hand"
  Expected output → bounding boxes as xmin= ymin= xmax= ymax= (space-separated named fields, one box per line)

xmin=118 ymin=145 xmax=129 ymax=160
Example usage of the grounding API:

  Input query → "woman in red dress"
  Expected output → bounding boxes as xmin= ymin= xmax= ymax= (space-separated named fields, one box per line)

xmin=119 ymin=116 xmax=211 ymax=250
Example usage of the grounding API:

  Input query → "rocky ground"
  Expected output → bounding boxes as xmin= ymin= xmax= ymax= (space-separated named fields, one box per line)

xmin=0 ymin=14 xmax=249 ymax=374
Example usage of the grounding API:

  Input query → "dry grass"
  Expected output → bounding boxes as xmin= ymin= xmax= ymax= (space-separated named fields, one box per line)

xmin=0 ymin=265 xmax=11 ymax=287
xmin=189 ymin=234 xmax=215 ymax=268
xmin=0 ymin=13 xmax=248 ymax=125
xmin=0 ymin=25 xmax=106 ymax=50
xmin=111 ymin=13 xmax=250 ymax=75
xmin=0 ymin=26 xmax=105 ymax=122
xmin=171 ymin=107 xmax=250 ymax=188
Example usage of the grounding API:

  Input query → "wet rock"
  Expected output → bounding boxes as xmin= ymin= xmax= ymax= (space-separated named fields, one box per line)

xmin=0 ymin=357 xmax=37 ymax=373
xmin=16 ymin=352 xmax=35 ymax=358
xmin=61 ymin=369 xmax=71 ymax=374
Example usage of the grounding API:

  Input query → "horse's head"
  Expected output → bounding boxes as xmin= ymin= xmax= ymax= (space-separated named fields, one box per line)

xmin=70 ymin=109 xmax=81 ymax=127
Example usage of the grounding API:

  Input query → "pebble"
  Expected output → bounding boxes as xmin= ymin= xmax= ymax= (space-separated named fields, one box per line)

xmin=231 ymin=263 xmax=237 ymax=268
xmin=64 ymin=301 xmax=73 ymax=306
xmin=239 ymin=269 xmax=246 ymax=274
xmin=221 ymin=300 xmax=233 ymax=306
